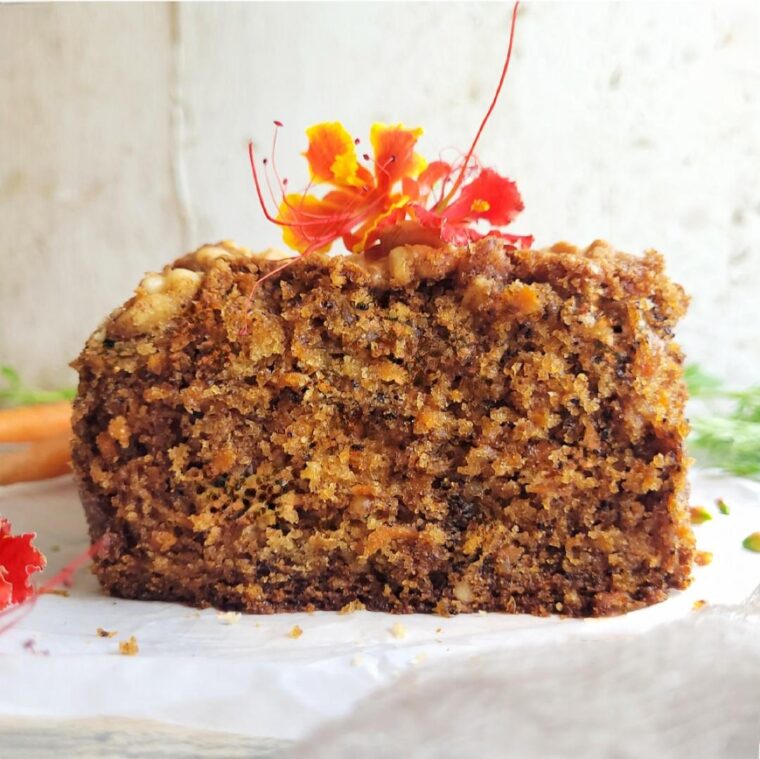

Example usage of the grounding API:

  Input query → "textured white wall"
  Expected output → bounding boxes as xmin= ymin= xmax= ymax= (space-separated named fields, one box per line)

xmin=1 ymin=2 xmax=758 ymax=388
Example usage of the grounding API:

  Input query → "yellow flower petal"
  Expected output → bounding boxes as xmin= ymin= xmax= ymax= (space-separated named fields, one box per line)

xmin=304 ymin=122 xmax=366 ymax=188
xmin=279 ymin=192 xmax=341 ymax=254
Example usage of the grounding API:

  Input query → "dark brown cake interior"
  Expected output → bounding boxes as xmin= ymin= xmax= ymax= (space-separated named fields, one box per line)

xmin=72 ymin=239 xmax=693 ymax=616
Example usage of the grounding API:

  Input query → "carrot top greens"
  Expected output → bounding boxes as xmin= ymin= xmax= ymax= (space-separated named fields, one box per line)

xmin=0 ymin=366 xmax=75 ymax=409
xmin=685 ymin=365 xmax=760 ymax=478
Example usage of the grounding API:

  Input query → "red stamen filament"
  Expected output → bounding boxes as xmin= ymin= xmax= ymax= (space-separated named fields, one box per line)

xmin=437 ymin=0 xmax=520 ymax=211
xmin=244 ymin=140 xmax=391 ymax=330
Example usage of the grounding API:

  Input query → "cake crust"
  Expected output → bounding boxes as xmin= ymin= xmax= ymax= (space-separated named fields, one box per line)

xmin=72 ymin=238 xmax=694 ymax=617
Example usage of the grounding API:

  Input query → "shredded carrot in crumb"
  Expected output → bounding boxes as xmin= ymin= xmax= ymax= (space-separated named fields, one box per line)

xmin=118 ymin=635 xmax=139 ymax=655
xmin=216 ymin=611 xmax=241 ymax=625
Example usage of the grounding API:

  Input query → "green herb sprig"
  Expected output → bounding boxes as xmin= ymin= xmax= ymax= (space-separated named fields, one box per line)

xmin=685 ymin=365 xmax=760 ymax=478
xmin=0 ymin=366 xmax=76 ymax=408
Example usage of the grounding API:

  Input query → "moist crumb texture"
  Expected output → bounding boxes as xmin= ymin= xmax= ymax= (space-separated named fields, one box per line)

xmin=72 ymin=238 xmax=694 ymax=617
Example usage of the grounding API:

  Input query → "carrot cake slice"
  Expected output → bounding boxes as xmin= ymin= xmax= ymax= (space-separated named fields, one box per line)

xmin=72 ymin=237 xmax=693 ymax=616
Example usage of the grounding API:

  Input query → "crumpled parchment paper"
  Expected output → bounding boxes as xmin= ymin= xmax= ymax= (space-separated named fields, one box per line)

xmin=0 ymin=469 xmax=758 ymax=744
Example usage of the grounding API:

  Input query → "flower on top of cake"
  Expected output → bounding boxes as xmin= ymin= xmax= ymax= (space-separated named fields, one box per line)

xmin=249 ymin=121 xmax=532 ymax=259
xmin=247 ymin=2 xmax=531 ymax=265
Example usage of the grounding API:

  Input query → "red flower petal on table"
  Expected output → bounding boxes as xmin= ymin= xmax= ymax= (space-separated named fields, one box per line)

xmin=0 ymin=517 xmax=46 ymax=610
xmin=439 ymin=168 xmax=523 ymax=226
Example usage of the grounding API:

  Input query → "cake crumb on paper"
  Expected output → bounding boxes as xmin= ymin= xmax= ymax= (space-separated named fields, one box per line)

xmin=118 ymin=636 xmax=139 ymax=656
xmin=695 ymin=551 xmax=713 ymax=566
xmin=692 ymin=599 xmax=707 ymax=611
xmin=216 ymin=611 xmax=242 ymax=625
xmin=339 ymin=599 xmax=367 ymax=615
xmin=390 ymin=622 xmax=407 ymax=640
xmin=42 ymin=589 xmax=69 ymax=598
xmin=287 ymin=625 xmax=303 ymax=639
xmin=97 ymin=628 xmax=117 ymax=638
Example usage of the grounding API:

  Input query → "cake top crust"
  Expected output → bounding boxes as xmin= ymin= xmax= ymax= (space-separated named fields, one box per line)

xmin=101 ymin=239 xmax=687 ymax=342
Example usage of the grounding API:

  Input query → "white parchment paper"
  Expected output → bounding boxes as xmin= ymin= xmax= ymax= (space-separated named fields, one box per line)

xmin=1 ymin=469 xmax=759 ymax=741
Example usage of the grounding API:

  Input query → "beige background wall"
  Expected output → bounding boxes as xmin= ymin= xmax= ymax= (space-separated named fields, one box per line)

xmin=1 ymin=2 xmax=759 ymax=388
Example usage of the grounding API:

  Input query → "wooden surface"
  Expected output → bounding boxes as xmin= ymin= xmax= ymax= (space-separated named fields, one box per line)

xmin=0 ymin=717 xmax=290 ymax=758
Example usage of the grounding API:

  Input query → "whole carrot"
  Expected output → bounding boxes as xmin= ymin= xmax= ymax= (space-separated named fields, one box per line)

xmin=0 ymin=431 xmax=72 ymax=485
xmin=0 ymin=402 xmax=72 ymax=444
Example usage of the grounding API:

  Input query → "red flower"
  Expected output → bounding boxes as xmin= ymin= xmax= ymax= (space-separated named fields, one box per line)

xmin=243 ymin=1 xmax=530 ymax=291
xmin=405 ymin=166 xmax=530 ymax=248
xmin=250 ymin=121 xmax=427 ymax=256
xmin=0 ymin=517 xmax=46 ymax=609
xmin=250 ymin=123 xmax=532 ymax=257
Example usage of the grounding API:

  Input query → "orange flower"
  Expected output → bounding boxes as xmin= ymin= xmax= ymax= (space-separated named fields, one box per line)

xmin=249 ymin=122 xmax=531 ymax=257
xmin=250 ymin=121 xmax=427 ymax=256
xmin=246 ymin=3 xmax=530 ymax=263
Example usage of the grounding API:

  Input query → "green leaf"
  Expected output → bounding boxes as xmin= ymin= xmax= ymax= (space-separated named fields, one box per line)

xmin=0 ymin=365 xmax=76 ymax=408
xmin=732 ymin=385 xmax=760 ymax=423
xmin=686 ymin=364 xmax=760 ymax=478
xmin=684 ymin=364 xmax=723 ymax=398
xmin=690 ymin=416 xmax=760 ymax=477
